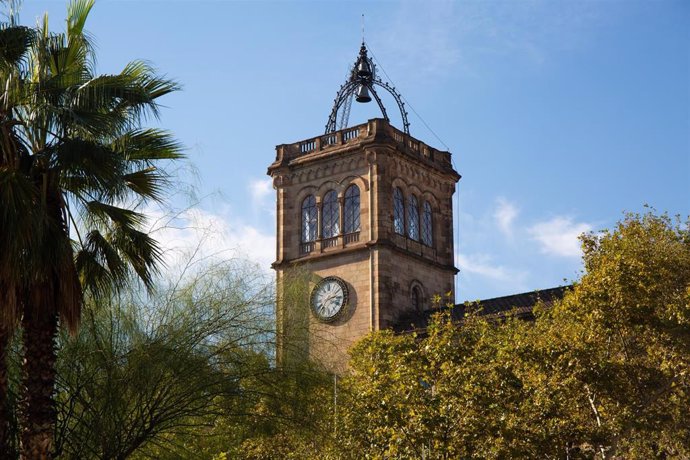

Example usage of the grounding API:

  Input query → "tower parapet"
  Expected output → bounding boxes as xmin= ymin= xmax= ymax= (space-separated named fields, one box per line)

xmin=270 ymin=118 xmax=456 ymax=174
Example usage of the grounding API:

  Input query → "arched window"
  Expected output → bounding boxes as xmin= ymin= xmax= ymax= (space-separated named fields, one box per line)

xmin=322 ymin=190 xmax=339 ymax=238
xmin=421 ymin=201 xmax=433 ymax=246
xmin=343 ymin=185 xmax=360 ymax=234
xmin=301 ymin=195 xmax=317 ymax=242
xmin=393 ymin=187 xmax=405 ymax=235
xmin=407 ymin=195 xmax=419 ymax=240
xmin=412 ymin=286 xmax=423 ymax=311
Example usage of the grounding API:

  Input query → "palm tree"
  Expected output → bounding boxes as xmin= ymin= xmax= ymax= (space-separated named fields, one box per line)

xmin=1 ymin=1 xmax=182 ymax=457
xmin=1 ymin=7 xmax=39 ymax=456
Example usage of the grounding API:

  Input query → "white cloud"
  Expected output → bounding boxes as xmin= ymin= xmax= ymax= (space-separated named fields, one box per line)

xmin=456 ymin=252 xmax=528 ymax=286
xmin=493 ymin=197 xmax=518 ymax=237
xmin=249 ymin=178 xmax=273 ymax=206
xmin=145 ymin=204 xmax=275 ymax=277
xmin=248 ymin=177 xmax=276 ymax=221
xmin=457 ymin=253 xmax=506 ymax=280
xmin=528 ymin=216 xmax=592 ymax=258
xmin=455 ymin=253 xmax=529 ymax=299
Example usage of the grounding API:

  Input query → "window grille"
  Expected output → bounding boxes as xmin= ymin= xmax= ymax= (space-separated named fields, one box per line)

xmin=407 ymin=195 xmax=419 ymax=241
xmin=301 ymin=195 xmax=317 ymax=243
xmin=393 ymin=187 xmax=405 ymax=235
xmin=343 ymin=185 xmax=360 ymax=234
xmin=421 ymin=201 xmax=433 ymax=246
xmin=322 ymin=190 xmax=340 ymax=238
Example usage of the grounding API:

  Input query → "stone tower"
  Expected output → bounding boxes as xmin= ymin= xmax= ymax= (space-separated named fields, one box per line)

xmin=268 ymin=45 xmax=460 ymax=373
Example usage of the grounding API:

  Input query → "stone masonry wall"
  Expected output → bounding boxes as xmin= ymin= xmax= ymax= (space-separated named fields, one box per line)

xmin=270 ymin=119 xmax=460 ymax=372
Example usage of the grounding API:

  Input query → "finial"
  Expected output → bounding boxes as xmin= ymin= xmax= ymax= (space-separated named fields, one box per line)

xmin=324 ymin=33 xmax=411 ymax=135
xmin=361 ymin=14 xmax=365 ymax=44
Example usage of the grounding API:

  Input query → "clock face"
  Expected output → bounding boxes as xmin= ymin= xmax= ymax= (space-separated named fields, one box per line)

xmin=311 ymin=277 xmax=349 ymax=322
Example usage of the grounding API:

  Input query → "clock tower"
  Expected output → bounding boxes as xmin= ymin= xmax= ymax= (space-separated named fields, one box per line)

xmin=268 ymin=44 xmax=460 ymax=373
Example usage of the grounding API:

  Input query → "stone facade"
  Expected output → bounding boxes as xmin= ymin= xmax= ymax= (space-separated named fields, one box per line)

xmin=268 ymin=118 xmax=460 ymax=372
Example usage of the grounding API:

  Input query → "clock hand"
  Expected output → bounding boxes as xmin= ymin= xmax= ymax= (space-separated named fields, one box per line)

xmin=327 ymin=295 xmax=342 ymax=312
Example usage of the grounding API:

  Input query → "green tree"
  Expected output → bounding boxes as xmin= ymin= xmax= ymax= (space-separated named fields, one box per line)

xmin=0 ymin=1 xmax=181 ymax=457
xmin=235 ymin=364 xmax=340 ymax=460
xmin=51 ymin=260 xmax=274 ymax=459
xmin=535 ymin=211 xmax=690 ymax=457
xmin=339 ymin=211 xmax=690 ymax=459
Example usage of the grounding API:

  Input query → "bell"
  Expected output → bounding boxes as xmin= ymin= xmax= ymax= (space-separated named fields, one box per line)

xmin=356 ymin=59 xmax=372 ymax=77
xmin=355 ymin=84 xmax=371 ymax=103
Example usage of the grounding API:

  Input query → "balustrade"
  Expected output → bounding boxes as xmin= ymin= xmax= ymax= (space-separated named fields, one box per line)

xmin=343 ymin=127 xmax=360 ymax=142
xmin=321 ymin=133 xmax=337 ymax=148
xmin=300 ymin=140 xmax=316 ymax=153
xmin=343 ymin=231 xmax=360 ymax=245
xmin=300 ymin=241 xmax=315 ymax=255
xmin=322 ymin=236 xmax=339 ymax=249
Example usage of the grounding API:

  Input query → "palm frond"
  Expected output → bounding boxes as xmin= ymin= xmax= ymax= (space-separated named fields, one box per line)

xmin=116 ymin=60 xmax=180 ymax=121
xmin=75 ymin=224 xmax=163 ymax=297
xmin=61 ymin=67 xmax=177 ymax=136
xmin=69 ymin=73 xmax=154 ymax=133
xmin=0 ymin=167 xmax=41 ymax=265
xmin=53 ymin=138 xmax=126 ymax=198
xmin=84 ymin=200 xmax=145 ymax=230
xmin=110 ymin=225 xmax=163 ymax=290
xmin=122 ymin=167 xmax=167 ymax=201
xmin=66 ymin=0 xmax=94 ymax=44
xmin=0 ymin=24 xmax=34 ymax=70
xmin=114 ymin=129 xmax=184 ymax=162
xmin=56 ymin=259 xmax=82 ymax=333
xmin=75 ymin=229 xmax=127 ymax=297
xmin=53 ymin=231 xmax=82 ymax=333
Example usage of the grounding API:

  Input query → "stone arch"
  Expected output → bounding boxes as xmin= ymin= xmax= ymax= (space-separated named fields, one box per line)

xmin=338 ymin=175 xmax=369 ymax=193
xmin=409 ymin=280 xmax=426 ymax=312
xmin=316 ymin=180 xmax=343 ymax=200
xmin=391 ymin=177 xmax=411 ymax=196
xmin=407 ymin=183 xmax=423 ymax=199
xmin=295 ymin=184 xmax=318 ymax=206
xmin=420 ymin=190 xmax=441 ymax=211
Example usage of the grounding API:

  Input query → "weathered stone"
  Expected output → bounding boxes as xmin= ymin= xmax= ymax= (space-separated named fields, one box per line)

xmin=269 ymin=118 xmax=460 ymax=373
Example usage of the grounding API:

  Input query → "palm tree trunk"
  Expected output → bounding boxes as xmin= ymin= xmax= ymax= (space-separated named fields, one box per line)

xmin=0 ymin=325 xmax=13 ymax=458
xmin=19 ymin=309 xmax=57 ymax=460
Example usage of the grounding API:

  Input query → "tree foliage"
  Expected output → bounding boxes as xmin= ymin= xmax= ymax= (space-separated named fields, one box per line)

xmin=337 ymin=211 xmax=690 ymax=459
xmin=3 ymin=259 xmax=276 ymax=459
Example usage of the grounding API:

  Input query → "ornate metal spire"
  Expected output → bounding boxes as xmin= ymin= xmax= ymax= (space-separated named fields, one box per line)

xmin=325 ymin=42 xmax=410 ymax=135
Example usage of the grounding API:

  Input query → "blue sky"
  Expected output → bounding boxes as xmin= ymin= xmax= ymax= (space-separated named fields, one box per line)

xmin=18 ymin=0 xmax=689 ymax=301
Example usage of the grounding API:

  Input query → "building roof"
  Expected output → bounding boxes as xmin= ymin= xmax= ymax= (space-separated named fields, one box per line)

xmin=393 ymin=285 xmax=571 ymax=333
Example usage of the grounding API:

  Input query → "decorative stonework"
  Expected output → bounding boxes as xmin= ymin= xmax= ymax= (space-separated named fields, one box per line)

xmin=270 ymin=118 xmax=460 ymax=373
